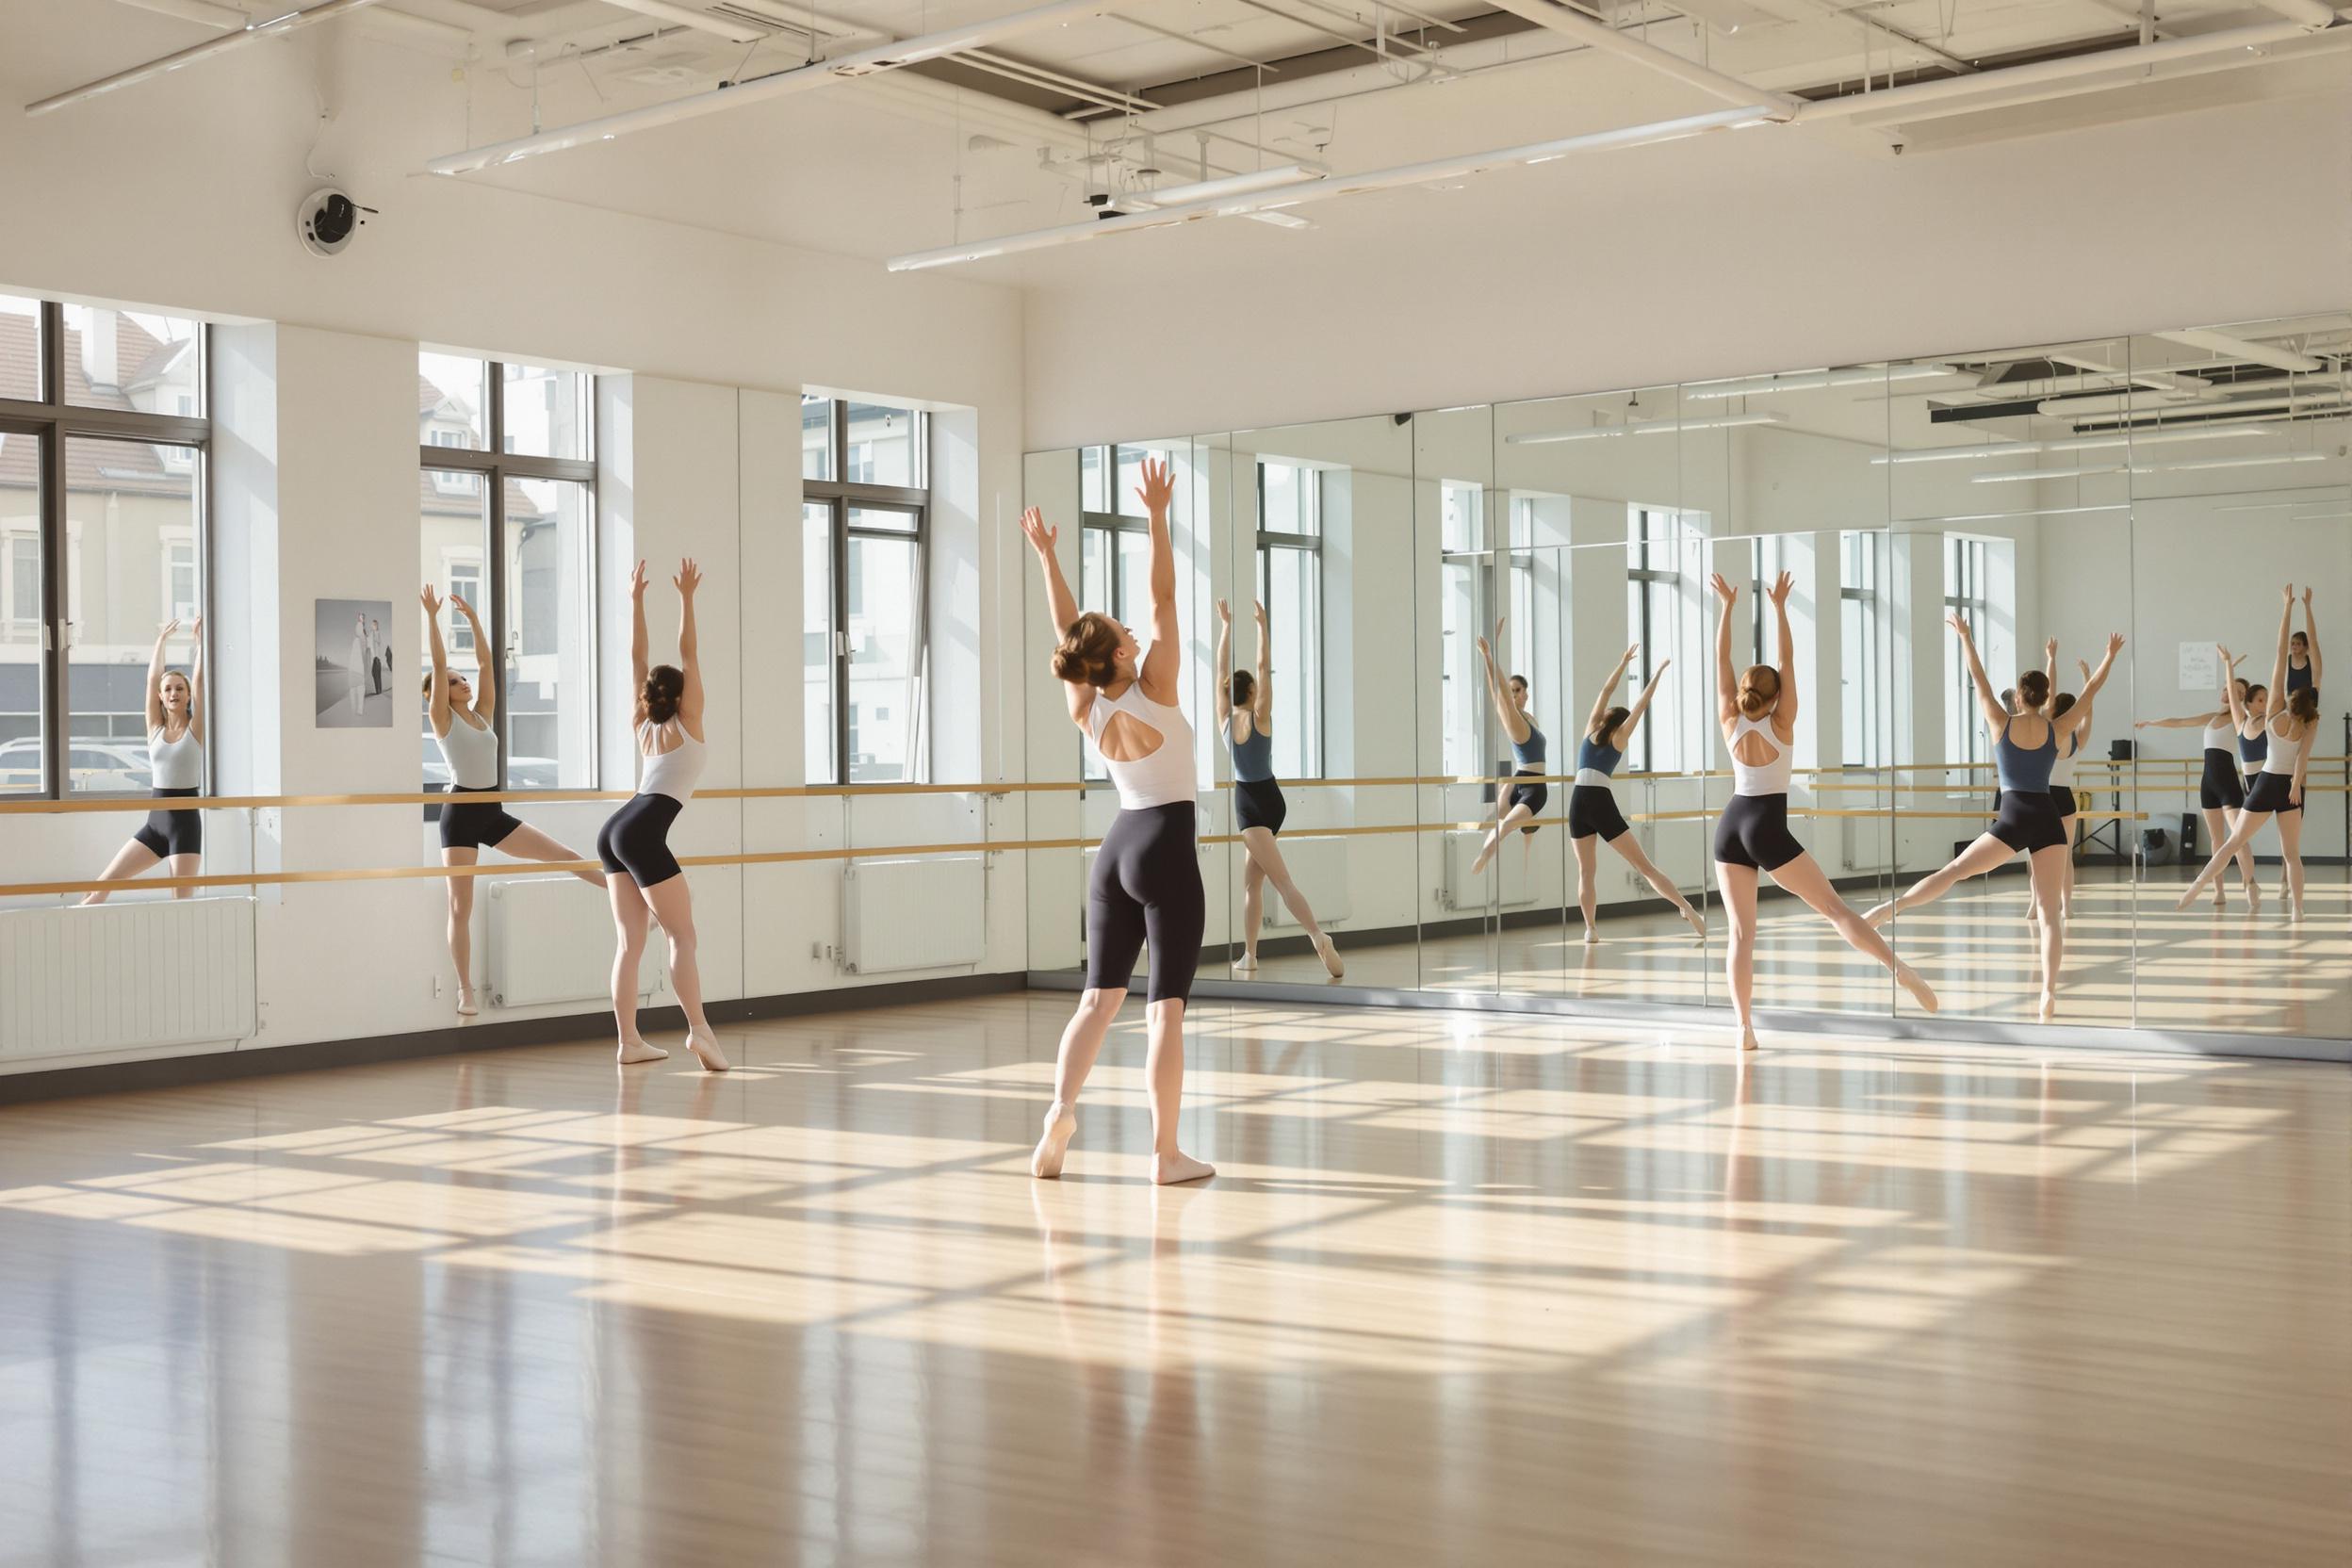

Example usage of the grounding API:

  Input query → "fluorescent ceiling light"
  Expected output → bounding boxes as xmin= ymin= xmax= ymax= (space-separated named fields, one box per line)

xmin=1684 ymin=365 xmax=1957 ymax=400
xmin=1102 ymin=164 xmax=1326 ymax=214
xmin=429 ymin=0 xmax=1111 ymax=174
xmin=1245 ymin=210 xmax=1313 ymax=231
xmin=2155 ymin=328 xmax=2326 ymax=374
xmin=115 ymin=0 xmax=244 ymax=26
xmin=1875 ymin=426 xmax=2275 ymax=465
xmin=888 ymin=104 xmax=1778 ymax=271
xmin=602 ymin=0 xmax=768 ymax=42
xmin=2036 ymin=389 xmax=2213 ymax=416
xmin=1505 ymin=413 xmax=1786 ymax=445
xmin=1903 ymin=504 xmax=2134 ymax=524
xmin=1972 ymin=451 xmax=2328 ymax=483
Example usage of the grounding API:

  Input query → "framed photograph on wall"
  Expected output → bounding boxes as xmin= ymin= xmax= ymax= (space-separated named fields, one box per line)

xmin=315 ymin=597 xmax=396 ymax=729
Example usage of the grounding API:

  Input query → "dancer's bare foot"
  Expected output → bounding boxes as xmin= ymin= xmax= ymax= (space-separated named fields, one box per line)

xmin=616 ymin=1037 xmax=667 ymax=1064
xmin=684 ymin=1025 xmax=730 ymax=1072
xmin=1863 ymin=900 xmax=1895 ymax=929
xmin=2246 ymin=882 xmax=2261 ymax=915
xmin=1681 ymin=906 xmax=1706 ymax=941
xmin=1031 ymin=1103 xmax=1077 ymax=1179
xmin=1470 ymin=834 xmax=1499 ymax=876
xmin=2175 ymin=884 xmax=2203 ymax=913
xmin=1736 ymin=1028 xmax=1759 ymax=1053
xmin=1152 ymin=1150 xmax=1216 ymax=1184
xmin=1314 ymin=934 xmax=1344 ymax=979
xmin=2037 ymin=992 xmax=2056 ymax=1024
xmin=1895 ymin=958 xmax=1939 ymax=1014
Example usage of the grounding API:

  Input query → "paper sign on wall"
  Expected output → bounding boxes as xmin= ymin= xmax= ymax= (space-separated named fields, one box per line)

xmin=2178 ymin=641 xmax=2218 ymax=694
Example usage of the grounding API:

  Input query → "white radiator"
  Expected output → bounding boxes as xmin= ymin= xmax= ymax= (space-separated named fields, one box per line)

xmin=1444 ymin=830 xmax=1536 ymax=910
xmin=842 ymin=855 xmax=988 ymax=975
xmin=0 ymin=899 xmax=256 ymax=1061
xmin=1837 ymin=775 xmax=1894 ymax=874
xmin=1262 ymin=835 xmax=1352 ymax=927
xmin=487 ymin=878 xmax=665 ymax=1008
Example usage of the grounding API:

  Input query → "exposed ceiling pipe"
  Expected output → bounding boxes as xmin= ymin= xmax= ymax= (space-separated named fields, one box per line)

xmin=599 ymin=0 xmax=768 ymax=44
xmin=2156 ymin=329 xmax=2326 ymax=373
xmin=1793 ymin=19 xmax=2322 ymax=122
xmin=1478 ymin=0 xmax=1799 ymax=117
xmin=887 ymin=103 xmax=1776 ymax=270
xmin=426 ymin=0 xmax=1116 ymax=173
xmin=113 ymin=0 xmax=243 ymax=27
xmin=26 ymin=0 xmax=393 ymax=115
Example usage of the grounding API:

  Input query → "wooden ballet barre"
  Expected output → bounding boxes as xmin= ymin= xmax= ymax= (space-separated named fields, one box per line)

xmin=0 ymin=780 xmax=1090 ymax=815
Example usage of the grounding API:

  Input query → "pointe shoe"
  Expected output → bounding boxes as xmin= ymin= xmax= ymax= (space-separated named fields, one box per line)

xmin=1032 ymin=1104 xmax=1077 ymax=1179
xmin=1894 ymin=959 xmax=1939 ymax=1015
xmin=2175 ymin=886 xmax=2203 ymax=913
xmin=684 ymin=1025 xmax=730 ymax=1072
xmin=615 ymin=1037 xmax=667 ymax=1064
xmin=1314 ymin=934 xmax=1345 ymax=979
xmin=454 ymin=988 xmax=480 ymax=1018
xmin=1151 ymin=1149 xmax=1216 ymax=1185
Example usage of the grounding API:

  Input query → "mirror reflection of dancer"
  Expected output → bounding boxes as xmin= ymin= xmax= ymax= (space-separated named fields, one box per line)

xmin=1869 ymin=619 xmax=2121 ymax=1022
xmin=2029 ymin=642 xmax=2104 ymax=923
xmin=1712 ymin=573 xmax=1936 ymax=1050
xmin=2135 ymin=660 xmax=2260 ymax=910
xmin=1568 ymin=645 xmax=1704 ymax=944
xmin=2286 ymin=585 xmax=2322 ymax=697
xmin=1021 ymin=460 xmax=1215 ymax=1186
xmin=599 ymin=559 xmax=728 ymax=1071
xmin=1469 ymin=615 xmax=1544 ymax=875
xmin=84 ymin=619 xmax=204 ymax=904
xmin=1216 ymin=598 xmax=1342 ymax=979
xmin=421 ymin=584 xmax=603 ymax=1019
xmin=2178 ymin=591 xmax=2318 ymax=917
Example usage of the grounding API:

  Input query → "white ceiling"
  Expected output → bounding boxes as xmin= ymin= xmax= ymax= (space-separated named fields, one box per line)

xmin=6 ymin=0 xmax=2346 ymax=283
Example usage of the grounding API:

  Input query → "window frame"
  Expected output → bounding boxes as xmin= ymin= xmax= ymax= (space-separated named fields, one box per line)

xmin=1945 ymin=534 xmax=1992 ymax=767
xmin=803 ymin=396 xmax=929 ymax=785
xmin=1252 ymin=460 xmax=1326 ymax=779
xmin=417 ymin=355 xmax=598 ymax=791
xmin=0 ymin=299 xmax=211 ymax=799
xmin=1840 ymin=531 xmax=1887 ymax=770
xmin=1625 ymin=505 xmax=1682 ymax=774
xmin=1076 ymin=444 xmax=1153 ymax=782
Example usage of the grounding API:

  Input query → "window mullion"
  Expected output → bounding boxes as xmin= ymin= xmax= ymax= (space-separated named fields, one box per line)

xmin=39 ymin=417 xmax=63 ymax=799
xmin=834 ymin=496 xmax=850 ymax=784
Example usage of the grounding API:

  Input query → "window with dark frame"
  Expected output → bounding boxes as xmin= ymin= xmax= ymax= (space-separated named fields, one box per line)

xmin=1625 ymin=506 xmax=1681 ymax=774
xmin=802 ymin=394 xmax=928 ymax=785
xmin=1076 ymin=443 xmax=1155 ymax=782
xmin=0 ymin=296 xmax=210 ymax=798
xmin=1945 ymin=534 xmax=1991 ymax=767
xmin=1252 ymin=460 xmax=1324 ymax=779
xmin=1841 ymin=531 xmax=1887 ymax=769
xmin=417 ymin=352 xmax=597 ymax=794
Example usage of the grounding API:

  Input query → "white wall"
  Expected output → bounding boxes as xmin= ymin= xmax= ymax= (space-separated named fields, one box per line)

xmin=1021 ymin=91 xmax=2352 ymax=449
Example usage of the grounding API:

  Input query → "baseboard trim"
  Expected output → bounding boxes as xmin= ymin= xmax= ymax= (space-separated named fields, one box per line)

xmin=0 ymin=972 xmax=1027 ymax=1106
xmin=1024 ymin=970 xmax=2351 ymax=1066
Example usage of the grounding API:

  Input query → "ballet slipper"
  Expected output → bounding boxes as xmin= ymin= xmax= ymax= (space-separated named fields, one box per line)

xmin=1031 ymin=1103 xmax=1077 ymax=1179
xmin=1314 ymin=934 xmax=1344 ymax=979
xmin=1894 ymin=959 xmax=1938 ymax=1014
xmin=1735 ymin=1028 xmax=1759 ymax=1053
xmin=1151 ymin=1150 xmax=1215 ymax=1185
xmin=1681 ymin=906 xmax=1707 ymax=941
xmin=454 ymin=987 xmax=479 ymax=1018
xmin=684 ymin=1025 xmax=730 ymax=1072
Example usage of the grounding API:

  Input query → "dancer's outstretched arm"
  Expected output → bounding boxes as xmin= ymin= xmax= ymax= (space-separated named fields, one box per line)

xmin=2268 ymin=586 xmax=2293 ymax=710
xmin=1135 ymin=457 xmax=1182 ymax=702
xmin=422 ymin=586 xmax=452 ymax=737
xmin=1767 ymin=571 xmax=1799 ymax=730
xmin=2303 ymin=586 xmax=2323 ymax=690
xmin=1590 ymin=645 xmax=1633 ymax=737
xmin=1476 ymin=616 xmax=1530 ymax=745
xmin=2041 ymin=637 xmax=2059 ymax=713
xmin=188 ymin=618 xmax=205 ymax=746
xmin=2057 ymin=635 xmax=2124 ymax=743
xmin=1619 ymin=658 xmax=1671 ymax=749
xmin=1019 ymin=510 xmax=1092 ymax=727
xmin=1252 ymin=600 xmax=1273 ymax=729
xmin=673 ymin=559 xmax=705 ymax=734
xmin=143 ymin=621 xmax=174 ymax=731
xmin=627 ymin=560 xmax=650 ymax=701
xmin=452 ymin=592 xmax=494 ymax=723
xmin=1214 ymin=599 xmax=1233 ymax=723
xmin=1949 ymin=612 xmax=2005 ymax=737
xmin=1709 ymin=574 xmax=1739 ymax=724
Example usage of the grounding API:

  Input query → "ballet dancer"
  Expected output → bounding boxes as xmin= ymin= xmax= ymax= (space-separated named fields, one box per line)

xmin=2178 ymin=592 xmax=2317 ymax=917
xmin=598 ymin=559 xmax=727 ymax=1070
xmin=2135 ymin=667 xmax=2261 ymax=910
xmin=1868 ymin=620 xmax=2121 ymax=1021
xmin=1710 ymin=572 xmax=1936 ymax=1050
xmin=421 ymin=584 xmax=604 ymax=1018
xmin=2039 ymin=651 xmax=2103 ymax=922
xmin=2287 ymin=585 xmax=2321 ymax=695
xmin=1469 ymin=615 xmax=1545 ymax=875
xmin=1567 ymin=644 xmax=1705 ymax=944
xmin=83 ymin=619 xmax=204 ymax=904
xmin=1215 ymin=597 xmax=1342 ymax=979
xmin=1020 ymin=458 xmax=1215 ymax=1186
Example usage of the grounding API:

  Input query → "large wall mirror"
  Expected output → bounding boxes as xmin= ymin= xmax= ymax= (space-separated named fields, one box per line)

xmin=1023 ymin=312 xmax=2348 ymax=1051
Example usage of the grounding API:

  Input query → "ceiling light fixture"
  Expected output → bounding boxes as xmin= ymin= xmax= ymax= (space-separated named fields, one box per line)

xmin=1683 ymin=365 xmax=1958 ymax=400
xmin=2154 ymin=327 xmax=2326 ymax=374
xmin=28 ymin=0 xmax=390 ymax=115
xmin=1505 ymin=413 xmax=1787 ymax=444
xmin=1874 ymin=426 xmax=2277 ymax=465
xmin=1971 ymin=451 xmax=2329 ymax=482
xmin=1903 ymin=504 xmax=2135 ymax=524
xmin=887 ymin=104 xmax=1778 ymax=270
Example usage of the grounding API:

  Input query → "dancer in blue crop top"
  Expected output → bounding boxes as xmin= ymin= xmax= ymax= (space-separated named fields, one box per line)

xmin=1217 ymin=598 xmax=1342 ymax=980
xmin=1567 ymin=645 xmax=1704 ymax=944
xmin=1867 ymin=616 xmax=2123 ymax=1022
xmin=1470 ymin=615 xmax=1550 ymax=876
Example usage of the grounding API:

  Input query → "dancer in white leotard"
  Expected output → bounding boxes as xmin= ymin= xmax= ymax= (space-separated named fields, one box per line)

xmin=83 ymin=620 xmax=205 ymax=904
xmin=2178 ymin=589 xmax=2318 ymax=917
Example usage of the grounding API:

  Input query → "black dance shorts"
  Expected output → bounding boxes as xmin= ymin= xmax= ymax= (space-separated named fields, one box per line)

xmin=1989 ymin=789 xmax=2066 ymax=853
xmin=1507 ymin=768 xmax=1548 ymax=835
xmin=440 ymin=785 xmax=523 ymax=851
xmin=597 ymin=792 xmax=686 ymax=888
xmin=1712 ymin=792 xmax=1804 ymax=872
xmin=2245 ymin=772 xmax=2300 ymax=814
xmin=1567 ymin=784 xmax=1630 ymax=842
xmin=2049 ymin=785 xmax=2079 ymax=818
xmin=1233 ymin=777 xmax=1287 ymax=835
xmin=132 ymin=787 xmax=203 ymax=858
xmin=2199 ymin=749 xmax=2246 ymax=811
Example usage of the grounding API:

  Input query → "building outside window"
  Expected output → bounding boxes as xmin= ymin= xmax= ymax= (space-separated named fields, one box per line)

xmin=802 ymin=393 xmax=927 ymax=784
xmin=417 ymin=351 xmax=596 ymax=793
xmin=0 ymin=294 xmax=208 ymax=796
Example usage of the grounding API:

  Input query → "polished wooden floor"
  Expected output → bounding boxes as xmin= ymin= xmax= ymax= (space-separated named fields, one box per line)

xmin=1206 ymin=864 xmax=2352 ymax=1037
xmin=2 ymin=996 xmax=2346 ymax=1566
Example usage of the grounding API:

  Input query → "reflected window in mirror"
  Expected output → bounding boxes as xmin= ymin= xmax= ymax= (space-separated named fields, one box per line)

xmin=1439 ymin=480 xmax=1485 ymax=777
xmin=1840 ymin=531 xmax=1890 ymax=769
xmin=1625 ymin=505 xmax=1694 ymax=773
xmin=1943 ymin=535 xmax=1999 ymax=768
xmin=1077 ymin=444 xmax=1160 ymax=781
xmin=1255 ymin=462 xmax=1325 ymax=778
